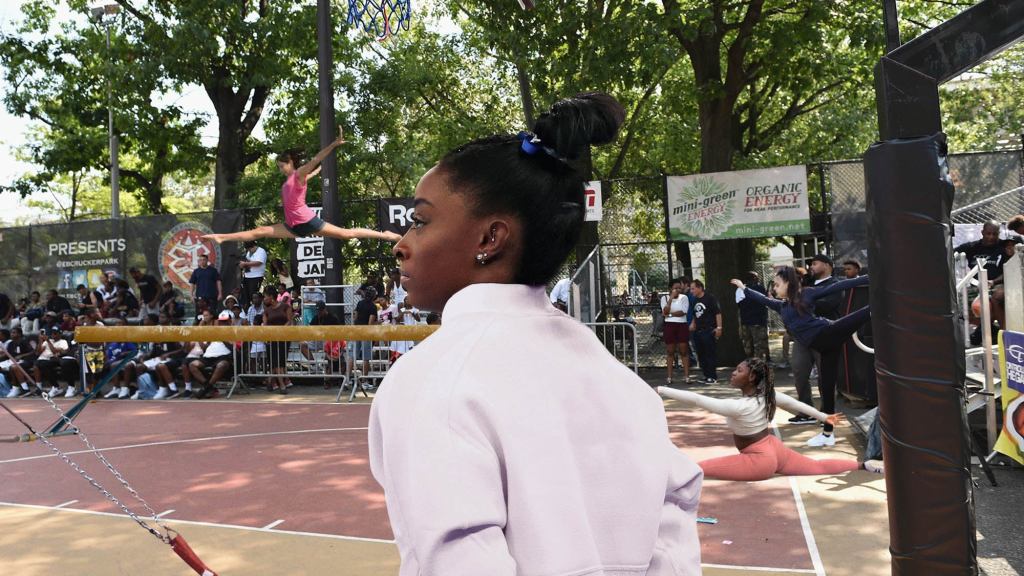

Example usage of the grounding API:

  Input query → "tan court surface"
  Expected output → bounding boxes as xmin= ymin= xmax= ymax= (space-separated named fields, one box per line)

xmin=0 ymin=379 xmax=890 ymax=576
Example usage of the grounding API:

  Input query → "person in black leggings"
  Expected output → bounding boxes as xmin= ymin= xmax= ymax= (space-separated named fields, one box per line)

xmin=730 ymin=266 xmax=870 ymax=447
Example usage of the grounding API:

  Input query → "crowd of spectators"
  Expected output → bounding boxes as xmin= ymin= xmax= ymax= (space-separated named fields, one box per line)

xmin=0 ymin=246 xmax=436 ymax=400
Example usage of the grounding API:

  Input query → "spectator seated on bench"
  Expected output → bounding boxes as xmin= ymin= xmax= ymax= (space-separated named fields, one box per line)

xmin=188 ymin=311 xmax=236 ymax=399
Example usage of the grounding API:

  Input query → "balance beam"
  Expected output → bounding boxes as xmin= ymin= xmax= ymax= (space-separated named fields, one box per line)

xmin=75 ymin=324 xmax=439 ymax=343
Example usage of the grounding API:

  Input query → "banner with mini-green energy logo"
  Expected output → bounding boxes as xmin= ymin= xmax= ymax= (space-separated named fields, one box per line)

xmin=666 ymin=165 xmax=810 ymax=241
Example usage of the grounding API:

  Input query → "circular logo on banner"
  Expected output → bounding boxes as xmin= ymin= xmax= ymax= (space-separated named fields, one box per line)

xmin=158 ymin=222 xmax=222 ymax=292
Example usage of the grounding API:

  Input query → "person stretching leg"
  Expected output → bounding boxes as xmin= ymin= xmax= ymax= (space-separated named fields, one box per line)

xmin=659 ymin=358 xmax=883 ymax=481
xmin=731 ymin=267 xmax=872 ymax=447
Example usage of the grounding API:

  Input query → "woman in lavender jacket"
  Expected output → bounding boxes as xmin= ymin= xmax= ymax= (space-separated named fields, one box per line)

xmin=369 ymin=93 xmax=703 ymax=576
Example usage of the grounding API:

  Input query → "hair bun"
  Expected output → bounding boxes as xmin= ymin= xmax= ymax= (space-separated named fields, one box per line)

xmin=532 ymin=92 xmax=625 ymax=160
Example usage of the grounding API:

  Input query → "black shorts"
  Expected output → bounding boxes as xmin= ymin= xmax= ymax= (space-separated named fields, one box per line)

xmin=285 ymin=216 xmax=326 ymax=237
xmin=268 ymin=341 xmax=289 ymax=368
xmin=199 ymin=355 xmax=231 ymax=370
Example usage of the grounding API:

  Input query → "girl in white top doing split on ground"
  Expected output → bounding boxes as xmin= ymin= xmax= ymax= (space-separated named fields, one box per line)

xmin=369 ymin=93 xmax=703 ymax=576
xmin=659 ymin=358 xmax=883 ymax=481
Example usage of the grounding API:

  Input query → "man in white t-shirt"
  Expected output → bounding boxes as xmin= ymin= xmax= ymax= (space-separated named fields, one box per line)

xmin=384 ymin=299 xmax=420 ymax=357
xmin=188 ymin=311 xmax=235 ymax=399
xmin=549 ymin=277 xmax=571 ymax=312
xmin=34 ymin=327 xmax=69 ymax=396
xmin=239 ymin=240 xmax=268 ymax=306
xmin=387 ymin=268 xmax=407 ymax=306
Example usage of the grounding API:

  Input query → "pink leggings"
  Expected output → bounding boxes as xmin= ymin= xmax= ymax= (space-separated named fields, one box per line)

xmin=700 ymin=434 xmax=859 ymax=481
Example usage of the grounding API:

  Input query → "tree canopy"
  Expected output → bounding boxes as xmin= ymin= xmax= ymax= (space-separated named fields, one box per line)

xmin=1 ymin=0 xmax=1021 ymax=318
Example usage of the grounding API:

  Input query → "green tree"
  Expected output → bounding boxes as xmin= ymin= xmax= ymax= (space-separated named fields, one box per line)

xmin=249 ymin=21 xmax=524 ymax=278
xmin=110 ymin=0 xmax=328 ymax=209
xmin=658 ymin=0 xmax=883 ymax=362
xmin=0 ymin=1 xmax=207 ymax=214
xmin=448 ymin=0 xmax=683 ymax=181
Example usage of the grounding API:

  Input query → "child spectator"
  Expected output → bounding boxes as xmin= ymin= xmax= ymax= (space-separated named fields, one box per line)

xmin=100 ymin=340 xmax=139 ymax=399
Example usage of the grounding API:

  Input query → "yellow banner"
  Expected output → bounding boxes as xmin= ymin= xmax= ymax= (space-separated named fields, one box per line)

xmin=994 ymin=330 xmax=1024 ymax=465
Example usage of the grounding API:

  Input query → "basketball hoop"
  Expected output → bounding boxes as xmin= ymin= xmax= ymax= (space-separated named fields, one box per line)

xmin=347 ymin=0 xmax=412 ymax=41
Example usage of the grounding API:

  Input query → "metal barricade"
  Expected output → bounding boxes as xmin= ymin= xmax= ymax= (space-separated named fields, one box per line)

xmin=299 ymin=284 xmax=354 ymax=325
xmin=585 ymin=321 xmax=639 ymax=373
xmin=230 ymin=338 xmax=354 ymax=400
xmin=955 ymin=253 xmax=999 ymax=450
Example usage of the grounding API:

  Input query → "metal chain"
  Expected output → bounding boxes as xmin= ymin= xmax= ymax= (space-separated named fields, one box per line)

xmin=37 ymin=391 xmax=172 ymax=545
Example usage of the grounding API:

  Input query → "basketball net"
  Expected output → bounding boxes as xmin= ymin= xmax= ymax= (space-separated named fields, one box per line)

xmin=347 ymin=0 xmax=411 ymax=41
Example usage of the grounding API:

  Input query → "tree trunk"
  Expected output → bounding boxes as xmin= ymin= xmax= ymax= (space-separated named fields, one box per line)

xmin=206 ymin=72 xmax=268 ymax=211
xmin=214 ymin=119 xmax=244 ymax=210
xmin=515 ymin=61 xmax=536 ymax=129
xmin=69 ymin=172 xmax=79 ymax=221
xmin=698 ymin=97 xmax=748 ymax=366
xmin=672 ymin=240 xmax=692 ymax=278
xmin=143 ymin=145 xmax=168 ymax=214
xmin=702 ymin=237 xmax=753 ymax=365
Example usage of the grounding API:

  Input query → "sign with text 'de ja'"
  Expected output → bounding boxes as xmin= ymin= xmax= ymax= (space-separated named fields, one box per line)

xmin=666 ymin=165 xmax=810 ymax=241
xmin=293 ymin=207 xmax=325 ymax=280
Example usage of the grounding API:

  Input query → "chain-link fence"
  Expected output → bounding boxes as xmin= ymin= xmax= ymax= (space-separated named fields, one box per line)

xmin=951 ymin=185 xmax=1024 ymax=225
xmin=826 ymin=148 xmax=1024 ymax=269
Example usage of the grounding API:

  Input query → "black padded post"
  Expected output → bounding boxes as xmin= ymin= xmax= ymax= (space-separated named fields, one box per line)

xmin=865 ymin=134 xmax=975 ymax=574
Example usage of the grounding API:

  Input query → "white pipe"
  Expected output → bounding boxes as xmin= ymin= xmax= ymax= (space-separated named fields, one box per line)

xmin=977 ymin=259 xmax=997 ymax=451
xmin=852 ymin=331 xmax=874 ymax=354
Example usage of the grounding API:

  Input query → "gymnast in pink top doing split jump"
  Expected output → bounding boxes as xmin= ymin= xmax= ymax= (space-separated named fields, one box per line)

xmin=203 ymin=127 xmax=402 ymax=245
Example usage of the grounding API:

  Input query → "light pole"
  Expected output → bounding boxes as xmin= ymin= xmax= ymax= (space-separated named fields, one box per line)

xmin=316 ymin=0 xmax=342 ymax=304
xmin=90 ymin=3 xmax=121 ymax=219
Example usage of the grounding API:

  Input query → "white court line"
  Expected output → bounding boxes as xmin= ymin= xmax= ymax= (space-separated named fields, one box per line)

xmin=262 ymin=519 xmax=285 ymax=530
xmin=0 ymin=427 xmax=369 ymax=465
xmin=54 ymin=500 xmax=78 ymax=508
xmin=787 ymin=478 xmax=827 ymax=576
xmin=155 ymin=509 xmax=175 ymax=518
xmin=771 ymin=425 xmax=827 ymax=576
xmin=3 ymin=501 xmax=822 ymax=572
xmin=196 ymin=399 xmax=371 ymax=407
xmin=0 ymin=501 xmax=395 ymax=544
xmin=701 ymin=562 xmax=816 ymax=574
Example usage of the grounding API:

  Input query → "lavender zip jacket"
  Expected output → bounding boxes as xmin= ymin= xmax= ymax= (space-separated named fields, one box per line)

xmin=369 ymin=283 xmax=703 ymax=576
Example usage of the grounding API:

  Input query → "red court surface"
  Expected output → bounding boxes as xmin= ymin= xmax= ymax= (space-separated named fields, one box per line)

xmin=0 ymin=397 xmax=819 ymax=574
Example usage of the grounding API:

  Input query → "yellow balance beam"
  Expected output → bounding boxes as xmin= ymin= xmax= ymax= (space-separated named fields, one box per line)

xmin=75 ymin=324 xmax=439 ymax=343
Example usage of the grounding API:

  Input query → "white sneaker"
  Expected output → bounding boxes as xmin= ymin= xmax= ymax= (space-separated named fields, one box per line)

xmin=130 ymin=390 xmax=140 ymax=400
xmin=65 ymin=387 xmax=78 ymax=398
xmin=863 ymin=460 xmax=885 ymax=474
xmin=153 ymin=387 xmax=169 ymax=400
xmin=806 ymin=432 xmax=836 ymax=447
xmin=47 ymin=386 xmax=60 ymax=397
xmin=103 ymin=387 xmax=120 ymax=399
xmin=117 ymin=387 xmax=130 ymax=399
xmin=5 ymin=387 xmax=20 ymax=398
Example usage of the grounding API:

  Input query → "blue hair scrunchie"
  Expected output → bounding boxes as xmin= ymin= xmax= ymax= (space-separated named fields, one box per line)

xmin=517 ymin=131 xmax=563 ymax=161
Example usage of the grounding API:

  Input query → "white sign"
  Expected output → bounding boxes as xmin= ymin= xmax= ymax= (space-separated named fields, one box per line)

xmin=584 ymin=180 xmax=602 ymax=222
xmin=295 ymin=207 xmax=325 ymax=280
xmin=666 ymin=165 xmax=810 ymax=241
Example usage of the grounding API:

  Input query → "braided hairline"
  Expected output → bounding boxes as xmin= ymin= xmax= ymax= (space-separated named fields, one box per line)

xmin=746 ymin=357 xmax=777 ymax=422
